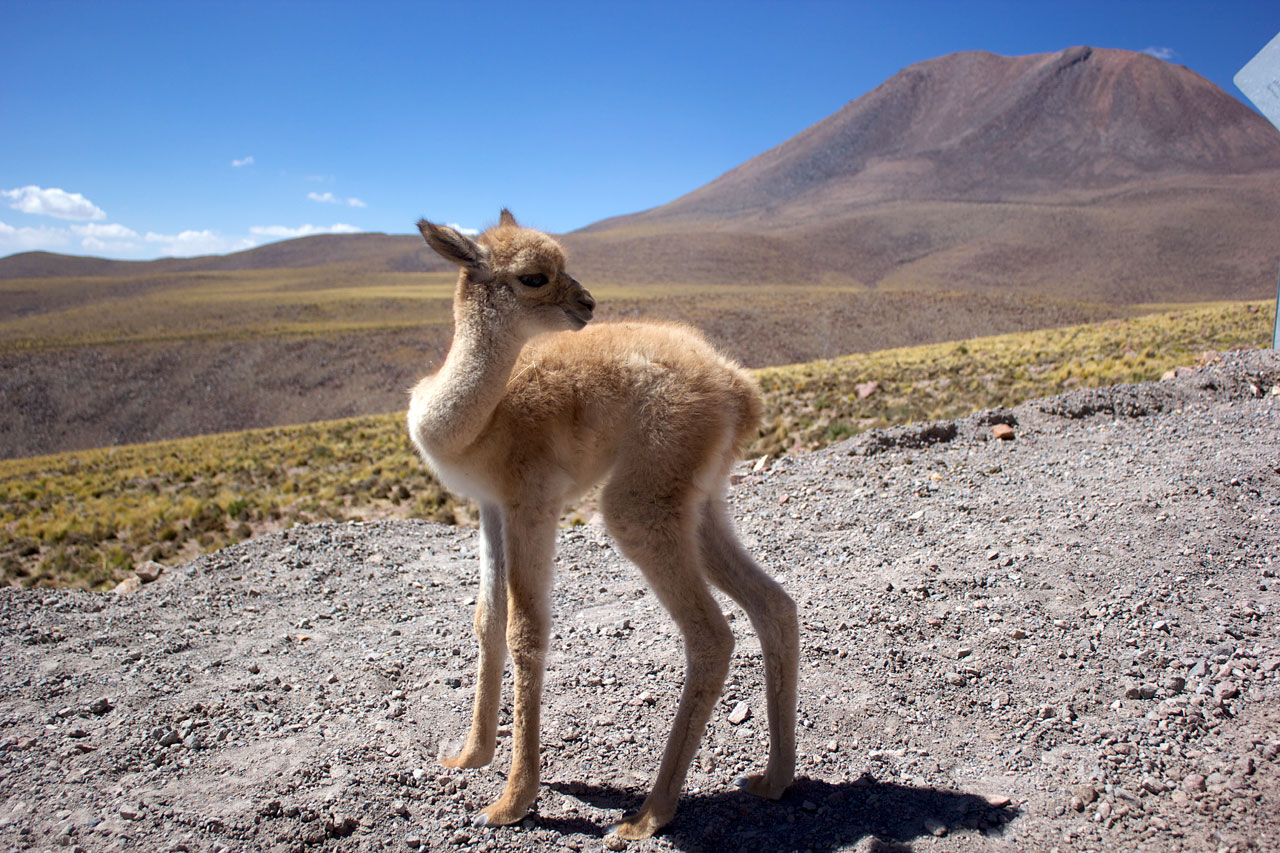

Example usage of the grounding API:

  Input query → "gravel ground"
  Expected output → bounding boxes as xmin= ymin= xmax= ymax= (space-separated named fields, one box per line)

xmin=1 ymin=349 xmax=1277 ymax=853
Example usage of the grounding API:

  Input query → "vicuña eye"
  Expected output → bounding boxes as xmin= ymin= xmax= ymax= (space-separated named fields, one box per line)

xmin=518 ymin=274 xmax=548 ymax=288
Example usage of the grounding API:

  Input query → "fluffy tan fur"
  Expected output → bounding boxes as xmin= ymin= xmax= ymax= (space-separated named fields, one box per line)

xmin=407 ymin=211 xmax=798 ymax=839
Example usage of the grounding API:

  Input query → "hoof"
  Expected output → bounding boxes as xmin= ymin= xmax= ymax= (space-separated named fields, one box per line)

xmin=610 ymin=808 xmax=667 ymax=840
xmin=438 ymin=743 xmax=493 ymax=769
xmin=472 ymin=801 xmax=529 ymax=828
xmin=735 ymin=773 xmax=790 ymax=800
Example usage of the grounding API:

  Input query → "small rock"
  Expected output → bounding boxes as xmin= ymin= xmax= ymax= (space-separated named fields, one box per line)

xmin=119 ymin=803 xmax=143 ymax=820
xmin=1214 ymin=681 xmax=1239 ymax=701
xmin=727 ymin=702 xmax=751 ymax=725
xmin=1163 ymin=676 xmax=1186 ymax=694
xmin=956 ymin=646 xmax=973 ymax=659
xmin=945 ymin=672 xmax=967 ymax=687
xmin=855 ymin=380 xmax=880 ymax=399
xmin=984 ymin=794 xmax=1012 ymax=808
xmin=88 ymin=697 xmax=113 ymax=715
xmin=992 ymin=424 xmax=1015 ymax=441
xmin=135 ymin=561 xmax=164 ymax=583
xmin=1141 ymin=777 xmax=1166 ymax=795
xmin=111 ymin=576 xmax=141 ymax=595
xmin=924 ymin=817 xmax=948 ymax=836
xmin=1008 ymin=628 xmax=1028 ymax=640
xmin=1072 ymin=784 xmax=1098 ymax=805
xmin=1181 ymin=773 xmax=1207 ymax=794
xmin=605 ymin=834 xmax=628 ymax=851
xmin=326 ymin=814 xmax=359 ymax=837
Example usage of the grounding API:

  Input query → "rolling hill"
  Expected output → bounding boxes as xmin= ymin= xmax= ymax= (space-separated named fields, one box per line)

xmin=2 ymin=45 xmax=1278 ymax=459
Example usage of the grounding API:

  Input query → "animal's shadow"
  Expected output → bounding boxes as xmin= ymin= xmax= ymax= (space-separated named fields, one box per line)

xmin=540 ymin=775 xmax=1017 ymax=852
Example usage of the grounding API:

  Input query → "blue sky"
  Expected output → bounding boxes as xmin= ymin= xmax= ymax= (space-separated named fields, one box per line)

xmin=3 ymin=0 xmax=1279 ymax=260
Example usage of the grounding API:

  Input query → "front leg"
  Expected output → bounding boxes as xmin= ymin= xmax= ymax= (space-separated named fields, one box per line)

xmin=442 ymin=503 xmax=507 ymax=768
xmin=475 ymin=510 xmax=556 ymax=827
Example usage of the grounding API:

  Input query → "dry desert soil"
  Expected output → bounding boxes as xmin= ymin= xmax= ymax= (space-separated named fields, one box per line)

xmin=1 ymin=349 xmax=1277 ymax=853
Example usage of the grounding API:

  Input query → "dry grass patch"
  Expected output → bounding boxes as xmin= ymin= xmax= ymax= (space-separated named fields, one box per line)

xmin=0 ymin=300 xmax=1271 ymax=590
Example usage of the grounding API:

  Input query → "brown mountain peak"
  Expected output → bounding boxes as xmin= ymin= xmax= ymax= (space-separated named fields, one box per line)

xmin=588 ymin=47 xmax=1280 ymax=230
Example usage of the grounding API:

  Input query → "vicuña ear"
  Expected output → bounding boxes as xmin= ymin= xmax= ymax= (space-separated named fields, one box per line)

xmin=418 ymin=219 xmax=491 ymax=279
xmin=498 ymin=209 xmax=517 ymax=227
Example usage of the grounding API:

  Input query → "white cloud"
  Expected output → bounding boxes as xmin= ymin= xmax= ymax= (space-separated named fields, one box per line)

xmin=144 ymin=229 xmax=257 ymax=257
xmin=446 ymin=222 xmax=480 ymax=236
xmin=0 ymin=220 xmax=72 ymax=252
xmin=231 ymin=155 xmax=255 ymax=168
xmin=72 ymin=222 xmax=140 ymax=240
xmin=249 ymin=223 xmax=361 ymax=239
xmin=1142 ymin=46 xmax=1175 ymax=61
xmin=71 ymin=222 xmax=141 ymax=253
xmin=308 ymin=191 xmax=366 ymax=208
xmin=2 ymin=185 xmax=106 ymax=221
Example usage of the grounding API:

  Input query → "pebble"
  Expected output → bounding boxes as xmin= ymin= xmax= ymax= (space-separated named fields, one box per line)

xmin=728 ymin=702 xmax=751 ymax=725
xmin=1181 ymin=773 xmax=1207 ymax=793
xmin=605 ymin=835 xmax=628 ymax=851
xmin=945 ymin=672 xmax=967 ymax=687
xmin=135 ymin=561 xmax=164 ymax=583
xmin=1141 ymin=777 xmax=1166 ymax=794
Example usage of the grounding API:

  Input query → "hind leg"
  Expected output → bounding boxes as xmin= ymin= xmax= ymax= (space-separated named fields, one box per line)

xmin=699 ymin=497 xmax=798 ymax=799
xmin=604 ymin=487 xmax=735 ymax=839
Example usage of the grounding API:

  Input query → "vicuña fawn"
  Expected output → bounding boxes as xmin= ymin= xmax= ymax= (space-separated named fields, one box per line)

xmin=407 ymin=210 xmax=798 ymax=838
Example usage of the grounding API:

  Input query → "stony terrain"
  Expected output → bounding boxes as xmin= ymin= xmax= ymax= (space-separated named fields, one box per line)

xmin=0 ymin=350 xmax=1277 ymax=853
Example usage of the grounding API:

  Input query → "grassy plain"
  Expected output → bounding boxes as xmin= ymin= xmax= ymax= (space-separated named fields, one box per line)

xmin=0 ymin=300 xmax=1272 ymax=590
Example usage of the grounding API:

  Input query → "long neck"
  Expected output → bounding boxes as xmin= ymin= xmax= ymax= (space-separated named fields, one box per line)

xmin=412 ymin=300 xmax=525 ymax=458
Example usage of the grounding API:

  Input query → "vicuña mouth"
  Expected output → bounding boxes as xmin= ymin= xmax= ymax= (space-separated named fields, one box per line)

xmin=565 ymin=309 xmax=592 ymax=329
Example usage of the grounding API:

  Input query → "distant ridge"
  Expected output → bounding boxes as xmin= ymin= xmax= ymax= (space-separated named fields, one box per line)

xmin=0 ymin=233 xmax=440 ymax=279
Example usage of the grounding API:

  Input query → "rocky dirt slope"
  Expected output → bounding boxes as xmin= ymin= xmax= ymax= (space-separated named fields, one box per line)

xmin=1 ymin=350 xmax=1277 ymax=853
